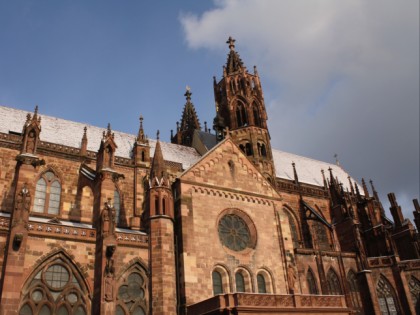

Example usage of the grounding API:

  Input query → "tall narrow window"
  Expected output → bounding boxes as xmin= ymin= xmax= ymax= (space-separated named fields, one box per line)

xmin=236 ymin=102 xmax=248 ymax=127
xmin=32 ymin=171 xmax=61 ymax=215
xmin=377 ymin=276 xmax=399 ymax=315
xmin=409 ymin=277 xmax=420 ymax=314
xmin=307 ymin=269 xmax=318 ymax=295
xmin=286 ymin=210 xmax=299 ymax=249
xmin=257 ymin=274 xmax=267 ymax=293
xmin=235 ymin=272 xmax=245 ymax=292
xmin=313 ymin=221 xmax=330 ymax=250
xmin=245 ymin=143 xmax=253 ymax=156
xmin=326 ymin=269 xmax=342 ymax=295
xmin=347 ymin=270 xmax=363 ymax=314
xmin=212 ymin=271 xmax=223 ymax=295
xmin=114 ymin=190 xmax=121 ymax=224
xmin=253 ymin=103 xmax=261 ymax=127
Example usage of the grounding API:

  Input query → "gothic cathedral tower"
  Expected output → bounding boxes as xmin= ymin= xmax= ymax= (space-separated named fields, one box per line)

xmin=213 ymin=37 xmax=275 ymax=182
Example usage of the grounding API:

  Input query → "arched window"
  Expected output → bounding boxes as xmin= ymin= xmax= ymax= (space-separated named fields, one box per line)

xmin=33 ymin=171 xmax=61 ymax=215
xmin=257 ymin=274 xmax=267 ymax=293
xmin=212 ymin=271 xmax=223 ymax=295
xmin=409 ymin=277 xmax=420 ymax=314
xmin=377 ymin=276 xmax=399 ymax=315
xmin=114 ymin=190 xmax=121 ymax=224
xmin=285 ymin=210 xmax=299 ymax=249
xmin=313 ymin=221 xmax=330 ymax=250
xmin=253 ymin=103 xmax=261 ymax=127
xmin=239 ymin=144 xmax=245 ymax=153
xmin=260 ymin=144 xmax=267 ymax=157
xmin=347 ymin=270 xmax=363 ymax=314
xmin=245 ymin=143 xmax=253 ymax=156
xmin=235 ymin=272 xmax=245 ymax=292
xmin=19 ymin=256 xmax=89 ymax=315
xmin=306 ymin=269 xmax=318 ymax=295
xmin=326 ymin=269 xmax=342 ymax=295
xmin=236 ymin=102 xmax=248 ymax=127
xmin=116 ymin=264 xmax=148 ymax=315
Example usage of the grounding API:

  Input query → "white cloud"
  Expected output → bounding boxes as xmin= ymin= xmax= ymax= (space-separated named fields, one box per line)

xmin=181 ymin=0 xmax=419 ymax=218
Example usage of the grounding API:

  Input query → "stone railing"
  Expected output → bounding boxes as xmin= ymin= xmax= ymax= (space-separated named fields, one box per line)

xmin=187 ymin=293 xmax=348 ymax=314
xmin=368 ymin=256 xmax=393 ymax=268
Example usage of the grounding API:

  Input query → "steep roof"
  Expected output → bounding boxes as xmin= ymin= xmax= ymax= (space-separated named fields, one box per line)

xmin=0 ymin=105 xmax=362 ymax=192
xmin=0 ymin=105 xmax=201 ymax=170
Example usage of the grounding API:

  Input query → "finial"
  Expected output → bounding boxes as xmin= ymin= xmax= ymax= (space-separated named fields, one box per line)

xmin=83 ymin=126 xmax=87 ymax=134
xmin=107 ymin=123 xmax=111 ymax=132
xmin=26 ymin=113 xmax=31 ymax=123
xmin=170 ymin=129 xmax=173 ymax=138
xmin=34 ymin=105 xmax=38 ymax=117
xmin=156 ymin=130 xmax=160 ymax=140
xmin=204 ymin=121 xmax=208 ymax=133
xmin=292 ymin=162 xmax=299 ymax=184
xmin=140 ymin=115 xmax=143 ymax=125
xmin=321 ymin=169 xmax=327 ymax=189
xmin=226 ymin=36 xmax=236 ymax=51
xmin=254 ymin=65 xmax=258 ymax=75
xmin=176 ymin=121 xmax=180 ymax=132
xmin=348 ymin=176 xmax=355 ymax=195
xmin=361 ymin=178 xmax=370 ymax=197
xmin=185 ymin=86 xmax=192 ymax=101
xmin=213 ymin=76 xmax=217 ymax=85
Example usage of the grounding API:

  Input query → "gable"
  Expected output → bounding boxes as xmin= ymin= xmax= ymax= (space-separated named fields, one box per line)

xmin=180 ymin=138 xmax=281 ymax=200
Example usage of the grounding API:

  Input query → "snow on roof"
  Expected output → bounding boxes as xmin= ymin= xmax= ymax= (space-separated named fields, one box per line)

xmin=0 ymin=105 xmax=361 ymax=190
xmin=0 ymin=105 xmax=201 ymax=169
xmin=272 ymin=149 xmax=362 ymax=193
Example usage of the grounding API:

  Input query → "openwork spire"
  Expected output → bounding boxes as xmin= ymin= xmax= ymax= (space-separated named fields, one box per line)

xmin=225 ymin=36 xmax=244 ymax=75
xmin=180 ymin=87 xmax=201 ymax=132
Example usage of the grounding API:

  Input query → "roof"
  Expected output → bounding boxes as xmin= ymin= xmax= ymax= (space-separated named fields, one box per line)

xmin=0 ymin=105 xmax=361 ymax=191
xmin=0 ymin=105 xmax=201 ymax=169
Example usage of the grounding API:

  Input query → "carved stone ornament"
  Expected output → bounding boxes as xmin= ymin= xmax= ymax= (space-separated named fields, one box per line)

xmin=12 ymin=185 xmax=31 ymax=227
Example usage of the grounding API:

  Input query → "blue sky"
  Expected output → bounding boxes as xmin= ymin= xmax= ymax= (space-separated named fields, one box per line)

xmin=1 ymin=1 xmax=419 ymax=219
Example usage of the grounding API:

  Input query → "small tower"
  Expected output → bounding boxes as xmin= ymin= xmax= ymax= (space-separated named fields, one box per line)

xmin=146 ymin=133 xmax=176 ymax=315
xmin=133 ymin=115 xmax=150 ymax=165
xmin=213 ymin=37 xmax=275 ymax=181
xmin=171 ymin=87 xmax=201 ymax=147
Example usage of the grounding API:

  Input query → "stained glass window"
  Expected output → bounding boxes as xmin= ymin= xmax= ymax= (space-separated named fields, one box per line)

xmin=347 ymin=270 xmax=363 ymax=314
xmin=377 ymin=277 xmax=399 ymax=315
xmin=326 ymin=269 xmax=342 ymax=295
xmin=116 ymin=270 xmax=147 ymax=314
xmin=307 ymin=269 xmax=318 ymax=295
xmin=212 ymin=271 xmax=223 ymax=295
xmin=409 ymin=277 xmax=420 ymax=314
xmin=257 ymin=274 xmax=267 ymax=293
xmin=218 ymin=214 xmax=251 ymax=251
xmin=32 ymin=171 xmax=62 ymax=215
xmin=313 ymin=221 xmax=330 ymax=250
xmin=114 ymin=190 xmax=121 ymax=224
xmin=19 ymin=259 xmax=88 ymax=315
xmin=235 ymin=272 xmax=245 ymax=292
xmin=286 ymin=211 xmax=299 ymax=249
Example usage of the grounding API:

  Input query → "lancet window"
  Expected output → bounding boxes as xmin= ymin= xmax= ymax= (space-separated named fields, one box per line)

xmin=377 ymin=276 xmax=399 ymax=315
xmin=347 ymin=270 xmax=363 ymax=314
xmin=236 ymin=102 xmax=248 ymax=127
xmin=212 ymin=271 xmax=223 ymax=295
xmin=33 ymin=171 xmax=61 ymax=215
xmin=326 ymin=269 xmax=342 ymax=295
xmin=116 ymin=265 xmax=148 ymax=315
xmin=409 ymin=277 xmax=420 ymax=313
xmin=285 ymin=210 xmax=299 ymax=249
xmin=306 ymin=269 xmax=318 ymax=295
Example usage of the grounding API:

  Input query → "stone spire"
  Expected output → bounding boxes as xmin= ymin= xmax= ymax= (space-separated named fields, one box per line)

xmin=151 ymin=132 xmax=166 ymax=182
xmin=137 ymin=115 xmax=148 ymax=143
xmin=225 ymin=36 xmax=244 ymax=75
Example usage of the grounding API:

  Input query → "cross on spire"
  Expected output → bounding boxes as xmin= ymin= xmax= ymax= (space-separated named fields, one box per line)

xmin=226 ymin=36 xmax=236 ymax=51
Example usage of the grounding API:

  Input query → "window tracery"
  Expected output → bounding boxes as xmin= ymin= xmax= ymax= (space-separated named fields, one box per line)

xmin=285 ymin=210 xmax=299 ymax=249
xmin=313 ymin=221 xmax=330 ymax=250
xmin=236 ymin=102 xmax=248 ymax=127
xmin=409 ymin=276 xmax=420 ymax=313
xmin=347 ymin=270 xmax=363 ymax=314
xmin=116 ymin=267 xmax=148 ymax=315
xmin=326 ymin=269 xmax=342 ymax=295
xmin=33 ymin=171 xmax=61 ymax=215
xmin=377 ymin=276 xmax=399 ymax=315
xmin=19 ymin=258 xmax=89 ymax=315
xmin=306 ymin=268 xmax=318 ymax=295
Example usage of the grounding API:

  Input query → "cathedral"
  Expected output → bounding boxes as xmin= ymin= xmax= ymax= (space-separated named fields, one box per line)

xmin=0 ymin=37 xmax=419 ymax=315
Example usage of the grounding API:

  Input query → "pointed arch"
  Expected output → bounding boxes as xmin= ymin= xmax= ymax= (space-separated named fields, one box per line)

xmin=347 ymin=270 xmax=363 ymax=313
xmin=19 ymin=250 xmax=91 ymax=315
xmin=312 ymin=220 xmax=331 ymax=250
xmin=409 ymin=276 xmax=420 ymax=314
xmin=376 ymin=275 xmax=400 ymax=315
xmin=33 ymin=170 xmax=62 ymax=215
xmin=252 ymin=102 xmax=262 ymax=127
xmin=115 ymin=261 xmax=149 ymax=315
xmin=306 ymin=268 xmax=318 ymax=295
xmin=235 ymin=101 xmax=248 ymax=127
xmin=284 ymin=208 xmax=300 ymax=249
xmin=326 ymin=268 xmax=342 ymax=295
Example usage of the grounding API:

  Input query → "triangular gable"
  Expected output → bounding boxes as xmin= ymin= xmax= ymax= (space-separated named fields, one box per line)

xmin=180 ymin=138 xmax=281 ymax=200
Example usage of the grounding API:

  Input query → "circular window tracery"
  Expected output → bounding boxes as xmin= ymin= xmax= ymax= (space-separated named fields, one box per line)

xmin=217 ymin=210 xmax=256 ymax=252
